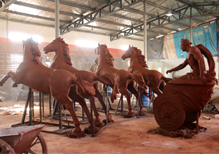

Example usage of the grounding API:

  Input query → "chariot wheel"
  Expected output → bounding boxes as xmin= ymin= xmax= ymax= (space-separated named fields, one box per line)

xmin=24 ymin=133 xmax=47 ymax=154
xmin=154 ymin=97 xmax=185 ymax=131
xmin=0 ymin=139 xmax=15 ymax=154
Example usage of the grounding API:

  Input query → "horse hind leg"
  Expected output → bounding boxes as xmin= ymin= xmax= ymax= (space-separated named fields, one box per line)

xmin=120 ymin=87 xmax=135 ymax=118
xmin=69 ymin=88 xmax=99 ymax=134
xmin=94 ymin=82 xmax=114 ymax=123
xmin=128 ymin=81 xmax=145 ymax=116
xmin=55 ymin=95 xmax=85 ymax=138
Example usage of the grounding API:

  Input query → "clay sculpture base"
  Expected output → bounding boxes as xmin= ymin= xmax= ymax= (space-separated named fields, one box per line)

xmin=148 ymin=123 xmax=207 ymax=139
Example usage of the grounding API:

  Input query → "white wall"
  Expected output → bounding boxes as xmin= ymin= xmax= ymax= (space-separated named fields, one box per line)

xmin=0 ymin=19 xmax=143 ymax=49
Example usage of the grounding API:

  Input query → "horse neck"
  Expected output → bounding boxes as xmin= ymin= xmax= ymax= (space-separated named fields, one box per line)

xmin=53 ymin=43 xmax=66 ymax=62
xmin=23 ymin=46 xmax=34 ymax=61
xmin=98 ymin=50 xmax=108 ymax=66
xmin=130 ymin=53 xmax=141 ymax=67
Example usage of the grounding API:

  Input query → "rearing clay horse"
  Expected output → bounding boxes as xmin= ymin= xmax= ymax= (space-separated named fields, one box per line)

xmin=121 ymin=46 xmax=172 ymax=96
xmin=44 ymin=37 xmax=114 ymax=126
xmin=0 ymin=38 xmax=95 ymax=138
xmin=95 ymin=44 xmax=147 ymax=118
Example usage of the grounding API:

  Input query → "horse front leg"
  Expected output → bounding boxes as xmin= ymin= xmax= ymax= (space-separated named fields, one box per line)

xmin=94 ymin=82 xmax=114 ymax=123
xmin=90 ymin=96 xmax=104 ymax=127
xmin=0 ymin=71 xmax=18 ymax=86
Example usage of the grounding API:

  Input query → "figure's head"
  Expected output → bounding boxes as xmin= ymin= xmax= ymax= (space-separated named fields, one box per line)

xmin=181 ymin=39 xmax=192 ymax=51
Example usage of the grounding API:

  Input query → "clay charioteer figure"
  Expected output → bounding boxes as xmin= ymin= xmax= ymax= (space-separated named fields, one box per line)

xmin=166 ymin=39 xmax=216 ymax=84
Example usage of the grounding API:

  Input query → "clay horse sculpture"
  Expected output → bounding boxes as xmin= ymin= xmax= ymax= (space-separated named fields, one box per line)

xmin=44 ymin=37 xmax=114 ymax=126
xmin=153 ymin=39 xmax=217 ymax=131
xmin=94 ymin=44 xmax=147 ymax=118
xmin=122 ymin=46 xmax=172 ymax=96
xmin=0 ymin=38 xmax=95 ymax=138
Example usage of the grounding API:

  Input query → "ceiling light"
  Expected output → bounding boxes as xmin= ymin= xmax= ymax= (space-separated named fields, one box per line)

xmin=156 ymin=34 xmax=164 ymax=38
xmin=166 ymin=11 xmax=173 ymax=16
xmin=121 ymin=45 xmax=129 ymax=51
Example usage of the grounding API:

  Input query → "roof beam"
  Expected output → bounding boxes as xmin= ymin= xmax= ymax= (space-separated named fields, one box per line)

xmin=60 ymin=0 xmax=144 ymax=35
xmin=4 ymin=10 xmax=70 ymax=23
xmin=175 ymin=0 xmax=216 ymax=14
xmin=47 ymin=0 xmax=94 ymax=11
xmin=14 ymin=1 xmax=81 ymax=17
xmin=0 ymin=0 xmax=17 ymax=12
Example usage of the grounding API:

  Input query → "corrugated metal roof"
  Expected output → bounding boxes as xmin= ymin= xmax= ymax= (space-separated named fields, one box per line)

xmin=0 ymin=0 xmax=218 ymax=41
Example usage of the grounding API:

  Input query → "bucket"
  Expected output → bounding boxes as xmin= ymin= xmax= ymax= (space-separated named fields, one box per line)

xmin=141 ymin=94 xmax=149 ymax=106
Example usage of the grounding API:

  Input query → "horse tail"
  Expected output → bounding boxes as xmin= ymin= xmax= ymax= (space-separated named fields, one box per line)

xmin=97 ymin=74 xmax=115 ymax=86
xmin=129 ymin=71 xmax=147 ymax=94
xmin=73 ymin=75 xmax=96 ymax=96
xmin=161 ymin=75 xmax=173 ymax=84
xmin=111 ymin=83 xmax=118 ymax=103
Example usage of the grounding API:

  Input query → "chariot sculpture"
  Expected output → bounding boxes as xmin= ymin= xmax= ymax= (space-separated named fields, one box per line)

xmin=156 ymin=39 xmax=216 ymax=131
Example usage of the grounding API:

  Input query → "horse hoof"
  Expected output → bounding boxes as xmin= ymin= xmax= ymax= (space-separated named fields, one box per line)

xmin=123 ymin=112 xmax=135 ymax=118
xmin=0 ymin=82 xmax=3 ymax=86
xmin=138 ymin=111 xmax=146 ymax=116
xmin=102 ymin=118 xmax=114 ymax=124
xmin=94 ymin=120 xmax=105 ymax=127
xmin=12 ymin=83 xmax=18 ymax=87
xmin=84 ymin=126 xmax=99 ymax=134
xmin=67 ymin=131 xmax=85 ymax=138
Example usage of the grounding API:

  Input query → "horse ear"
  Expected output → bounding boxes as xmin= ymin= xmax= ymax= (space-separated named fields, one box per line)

xmin=98 ymin=43 xmax=100 ymax=47
xmin=129 ymin=45 xmax=131 ymax=48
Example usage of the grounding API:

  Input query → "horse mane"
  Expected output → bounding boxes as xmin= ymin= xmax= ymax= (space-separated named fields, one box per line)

xmin=132 ymin=47 xmax=147 ymax=68
xmin=26 ymin=38 xmax=41 ymax=64
xmin=56 ymin=37 xmax=72 ymax=65
xmin=102 ymin=45 xmax=114 ymax=66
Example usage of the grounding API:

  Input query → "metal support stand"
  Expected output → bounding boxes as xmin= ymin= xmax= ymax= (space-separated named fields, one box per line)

xmin=115 ymin=95 xmax=126 ymax=116
xmin=90 ymin=96 xmax=94 ymax=137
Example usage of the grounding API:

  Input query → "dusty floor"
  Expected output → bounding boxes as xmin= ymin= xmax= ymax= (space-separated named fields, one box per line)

xmin=1 ymin=99 xmax=219 ymax=154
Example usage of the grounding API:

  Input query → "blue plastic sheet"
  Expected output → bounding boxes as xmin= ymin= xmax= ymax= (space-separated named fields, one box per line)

xmin=147 ymin=37 xmax=164 ymax=59
xmin=173 ymin=21 xmax=218 ymax=58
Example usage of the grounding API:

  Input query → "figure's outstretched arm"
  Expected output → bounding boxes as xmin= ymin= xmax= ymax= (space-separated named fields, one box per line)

xmin=166 ymin=60 xmax=188 ymax=74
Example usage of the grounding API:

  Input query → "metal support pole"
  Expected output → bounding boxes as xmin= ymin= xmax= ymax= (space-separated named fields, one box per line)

xmin=144 ymin=0 xmax=147 ymax=60
xmin=190 ymin=6 xmax=193 ymax=43
xmin=105 ymin=86 xmax=108 ymax=124
xmin=42 ymin=93 xmax=44 ymax=119
xmin=22 ymin=88 xmax=31 ymax=124
xmin=29 ymin=88 xmax=32 ymax=125
xmin=49 ymin=95 xmax=51 ymax=116
xmin=39 ymin=92 xmax=42 ymax=122
xmin=31 ymin=91 xmax=34 ymax=118
xmin=90 ymin=96 xmax=94 ymax=137
xmin=55 ymin=0 xmax=59 ymax=38
xmin=59 ymin=104 xmax=62 ymax=129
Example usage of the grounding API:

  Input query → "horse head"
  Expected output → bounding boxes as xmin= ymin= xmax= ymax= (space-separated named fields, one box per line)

xmin=23 ymin=38 xmax=41 ymax=63
xmin=44 ymin=37 xmax=64 ymax=54
xmin=94 ymin=43 xmax=114 ymax=66
xmin=121 ymin=45 xmax=133 ymax=60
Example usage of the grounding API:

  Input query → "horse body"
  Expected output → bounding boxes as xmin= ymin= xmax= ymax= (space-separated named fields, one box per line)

xmin=0 ymin=39 xmax=94 ymax=138
xmin=44 ymin=37 xmax=114 ymax=126
xmin=122 ymin=46 xmax=172 ymax=95
xmin=95 ymin=44 xmax=146 ymax=118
